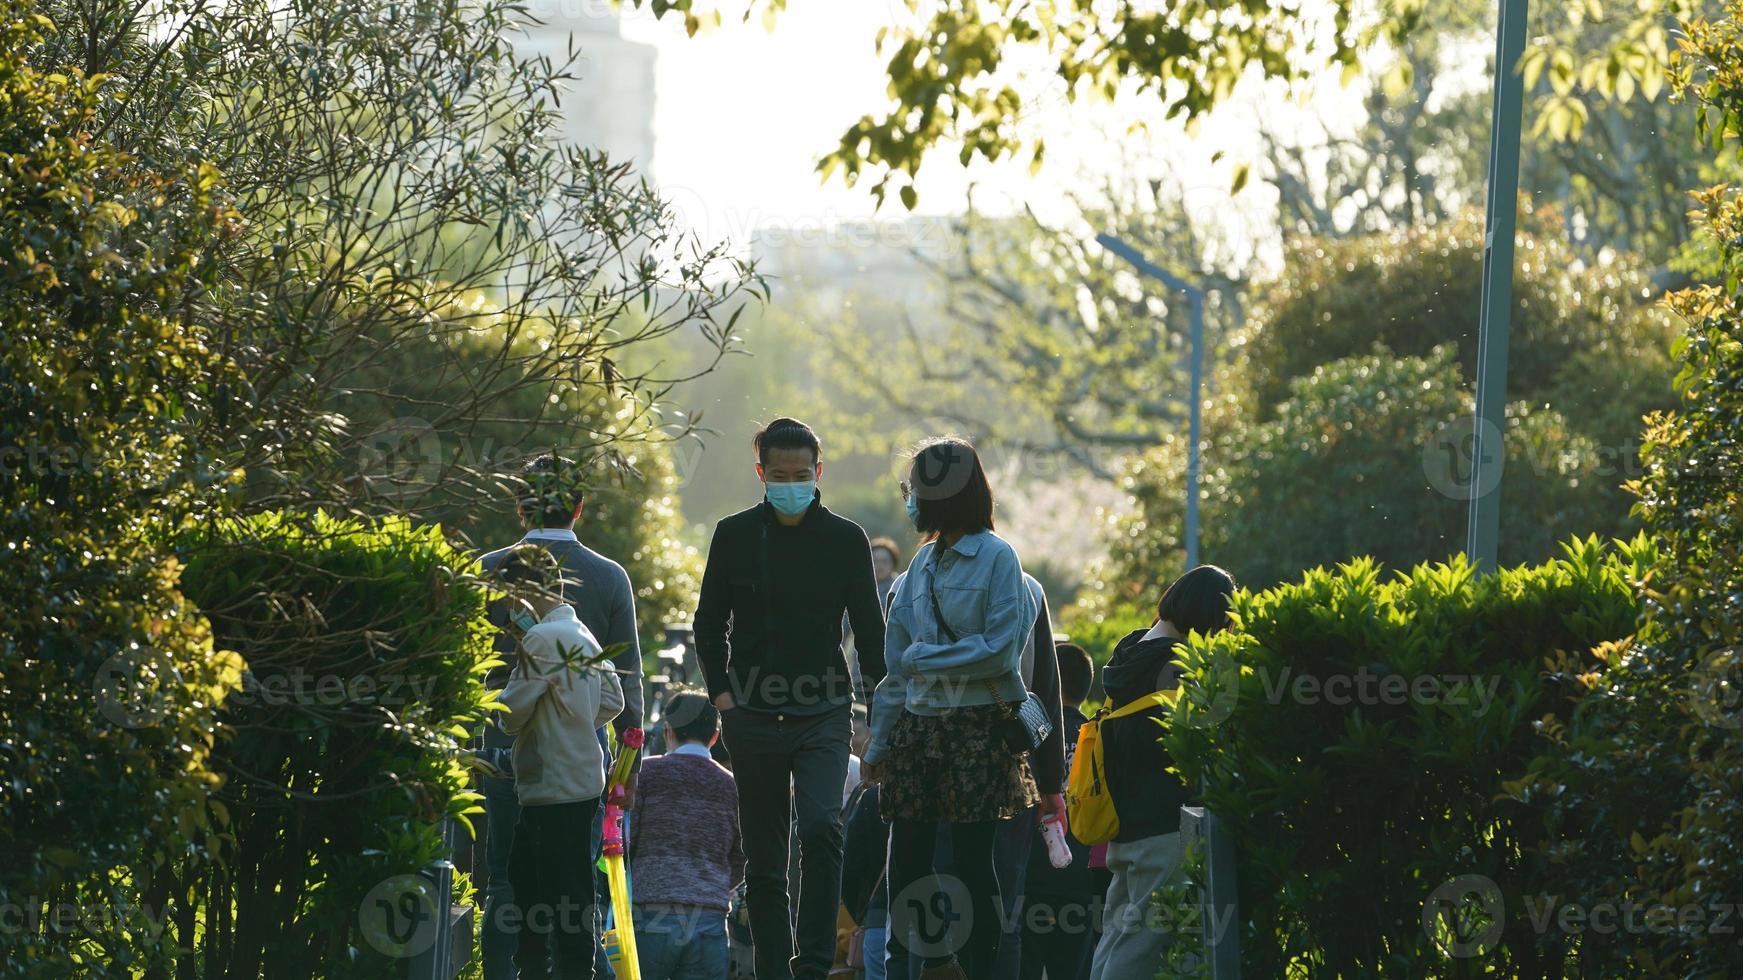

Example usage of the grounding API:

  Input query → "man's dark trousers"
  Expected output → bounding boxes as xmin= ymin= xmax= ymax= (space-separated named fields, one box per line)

xmin=721 ymin=704 xmax=851 ymax=980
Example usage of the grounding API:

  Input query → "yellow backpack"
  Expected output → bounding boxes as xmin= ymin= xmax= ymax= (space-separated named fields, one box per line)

xmin=1065 ymin=690 xmax=1178 ymax=846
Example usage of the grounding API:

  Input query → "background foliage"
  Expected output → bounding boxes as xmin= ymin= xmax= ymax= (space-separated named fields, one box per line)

xmin=1087 ymin=217 xmax=1677 ymax=609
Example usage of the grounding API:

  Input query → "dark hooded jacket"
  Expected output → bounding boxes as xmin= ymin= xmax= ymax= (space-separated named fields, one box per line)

xmin=1100 ymin=628 xmax=1194 ymax=841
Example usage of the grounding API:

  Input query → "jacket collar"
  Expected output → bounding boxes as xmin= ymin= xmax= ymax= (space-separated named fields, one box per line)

xmin=937 ymin=530 xmax=988 ymax=558
xmin=522 ymin=527 xmax=579 ymax=544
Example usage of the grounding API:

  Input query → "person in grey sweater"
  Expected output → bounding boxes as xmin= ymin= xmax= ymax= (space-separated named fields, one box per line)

xmin=630 ymin=689 xmax=745 ymax=980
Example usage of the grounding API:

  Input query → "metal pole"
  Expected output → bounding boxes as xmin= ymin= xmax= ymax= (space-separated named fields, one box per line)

xmin=1186 ymin=289 xmax=1203 ymax=569
xmin=1095 ymin=232 xmax=1203 ymax=570
xmin=1180 ymin=805 xmax=1240 ymax=978
xmin=1466 ymin=0 xmax=1531 ymax=573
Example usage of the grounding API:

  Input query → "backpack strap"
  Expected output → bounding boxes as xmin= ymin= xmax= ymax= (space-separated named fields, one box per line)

xmin=1102 ymin=690 xmax=1176 ymax=722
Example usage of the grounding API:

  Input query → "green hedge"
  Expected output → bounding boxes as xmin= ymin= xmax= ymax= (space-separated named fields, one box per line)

xmin=1163 ymin=536 xmax=1652 ymax=977
xmin=169 ymin=511 xmax=497 ymax=978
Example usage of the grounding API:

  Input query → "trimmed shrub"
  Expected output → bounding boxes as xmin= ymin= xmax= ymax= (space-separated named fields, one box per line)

xmin=1239 ymin=214 xmax=1676 ymax=448
xmin=1164 ymin=536 xmax=1652 ymax=977
xmin=170 ymin=511 xmax=497 ymax=978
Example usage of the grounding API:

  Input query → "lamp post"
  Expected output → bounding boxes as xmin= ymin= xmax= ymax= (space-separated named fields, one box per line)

xmin=1466 ymin=0 xmax=1531 ymax=573
xmin=1095 ymin=232 xmax=1203 ymax=570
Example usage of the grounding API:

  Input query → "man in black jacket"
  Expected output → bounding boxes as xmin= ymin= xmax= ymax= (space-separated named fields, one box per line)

xmin=1088 ymin=565 xmax=1236 ymax=980
xmin=1021 ymin=643 xmax=1097 ymax=980
xmin=990 ymin=573 xmax=1067 ymax=980
xmin=694 ymin=417 xmax=887 ymax=980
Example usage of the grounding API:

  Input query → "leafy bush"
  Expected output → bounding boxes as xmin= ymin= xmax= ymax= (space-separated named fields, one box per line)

xmin=33 ymin=0 xmax=758 ymax=539
xmin=1090 ymin=213 xmax=1678 ymax=607
xmin=168 ymin=511 xmax=497 ymax=978
xmin=1164 ymin=536 xmax=1652 ymax=977
xmin=0 ymin=9 xmax=244 ymax=974
xmin=1496 ymin=8 xmax=1743 ymax=975
xmin=1093 ymin=346 xmax=1626 ymax=599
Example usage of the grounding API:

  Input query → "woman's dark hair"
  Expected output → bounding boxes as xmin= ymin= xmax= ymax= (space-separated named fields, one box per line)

xmin=516 ymin=453 xmax=585 ymax=528
xmin=1157 ymin=564 xmax=1238 ymax=636
xmin=906 ymin=437 xmax=994 ymax=538
xmin=1055 ymin=642 xmax=1095 ymax=705
xmin=868 ymin=535 xmax=903 ymax=566
xmin=753 ymin=417 xmax=821 ymax=465
xmin=661 ymin=688 xmax=720 ymax=744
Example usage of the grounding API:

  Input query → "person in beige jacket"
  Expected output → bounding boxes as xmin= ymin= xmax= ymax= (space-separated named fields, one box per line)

xmin=496 ymin=545 xmax=624 ymax=980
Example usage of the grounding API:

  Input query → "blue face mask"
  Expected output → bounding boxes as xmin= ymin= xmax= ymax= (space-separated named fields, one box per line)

xmin=905 ymin=493 xmax=921 ymax=529
xmin=765 ymin=479 xmax=816 ymax=517
xmin=511 ymin=607 xmax=539 ymax=633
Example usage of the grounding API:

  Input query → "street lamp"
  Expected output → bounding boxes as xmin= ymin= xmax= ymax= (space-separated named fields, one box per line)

xmin=1095 ymin=232 xmax=1203 ymax=570
xmin=1466 ymin=0 xmax=1531 ymax=573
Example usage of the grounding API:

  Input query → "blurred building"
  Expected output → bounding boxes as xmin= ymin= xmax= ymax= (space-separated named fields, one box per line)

xmin=750 ymin=216 xmax=954 ymax=310
xmin=513 ymin=5 xmax=656 ymax=169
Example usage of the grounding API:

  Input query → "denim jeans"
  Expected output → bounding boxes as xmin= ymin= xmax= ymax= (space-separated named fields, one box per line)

xmin=864 ymin=925 xmax=888 ymax=980
xmin=634 ymin=907 xmax=729 ymax=980
xmin=887 ymin=818 xmax=1002 ymax=980
xmin=482 ymin=772 xmax=520 ymax=980
xmin=1018 ymin=893 xmax=1095 ymax=980
xmin=992 ymin=807 xmax=1037 ymax=980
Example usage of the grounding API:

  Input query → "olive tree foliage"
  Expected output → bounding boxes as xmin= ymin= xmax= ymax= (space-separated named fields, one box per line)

xmin=41 ymin=0 xmax=762 ymax=522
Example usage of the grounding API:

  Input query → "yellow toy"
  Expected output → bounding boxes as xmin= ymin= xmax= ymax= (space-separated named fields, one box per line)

xmin=599 ymin=727 xmax=643 ymax=980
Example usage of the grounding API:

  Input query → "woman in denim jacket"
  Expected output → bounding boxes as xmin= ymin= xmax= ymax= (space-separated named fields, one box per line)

xmin=863 ymin=437 xmax=1039 ymax=980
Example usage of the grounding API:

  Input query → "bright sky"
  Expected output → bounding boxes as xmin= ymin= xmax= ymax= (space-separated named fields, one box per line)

xmin=616 ymin=2 xmax=1377 ymax=256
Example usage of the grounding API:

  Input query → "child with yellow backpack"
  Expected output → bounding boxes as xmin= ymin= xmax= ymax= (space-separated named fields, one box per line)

xmin=1066 ymin=566 xmax=1238 ymax=980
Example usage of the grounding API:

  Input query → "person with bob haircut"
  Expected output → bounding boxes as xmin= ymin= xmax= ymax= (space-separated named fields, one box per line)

xmin=1087 ymin=564 xmax=1238 ymax=980
xmin=863 ymin=436 xmax=1039 ymax=980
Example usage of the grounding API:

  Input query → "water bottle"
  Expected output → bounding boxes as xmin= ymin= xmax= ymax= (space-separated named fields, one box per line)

xmin=1041 ymin=814 xmax=1073 ymax=869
